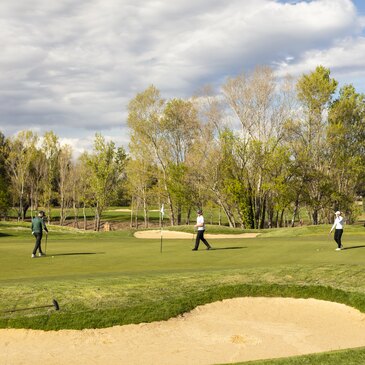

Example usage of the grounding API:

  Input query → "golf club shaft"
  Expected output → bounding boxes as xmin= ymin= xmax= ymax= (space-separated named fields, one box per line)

xmin=1 ymin=304 xmax=54 ymax=313
xmin=1 ymin=299 xmax=59 ymax=313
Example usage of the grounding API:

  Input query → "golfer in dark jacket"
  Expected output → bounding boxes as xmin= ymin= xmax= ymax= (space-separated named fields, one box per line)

xmin=31 ymin=211 xmax=48 ymax=258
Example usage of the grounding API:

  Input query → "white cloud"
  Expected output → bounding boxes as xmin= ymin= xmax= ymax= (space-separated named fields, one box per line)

xmin=275 ymin=36 xmax=365 ymax=85
xmin=0 ymin=0 xmax=364 ymax=151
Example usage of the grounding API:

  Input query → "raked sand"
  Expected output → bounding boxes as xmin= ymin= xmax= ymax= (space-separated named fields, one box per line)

xmin=1 ymin=297 xmax=365 ymax=365
xmin=134 ymin=229 xmax=259 ymax=239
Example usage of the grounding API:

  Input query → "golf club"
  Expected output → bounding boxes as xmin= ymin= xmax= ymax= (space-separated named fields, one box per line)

xmin=1 ymin=299 xmax=60 ymax=313
xmin=44 ymin=232 xmax=48 ymax=255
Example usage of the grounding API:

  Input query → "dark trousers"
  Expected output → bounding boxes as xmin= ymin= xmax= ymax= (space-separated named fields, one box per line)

xmin=334 ymin=229 xmax=343 ymax=248
xmin=194 ymin=230 xmax=211 ymax=250
xmin=32 ymin=233 xmax=44 ymax=255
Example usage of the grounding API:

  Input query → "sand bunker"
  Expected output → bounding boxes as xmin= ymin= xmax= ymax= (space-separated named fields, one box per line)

xmin=134 ymin=229 xmax=259 ymax=239
xmin=2 ymin=297 xmax=365 ymax=365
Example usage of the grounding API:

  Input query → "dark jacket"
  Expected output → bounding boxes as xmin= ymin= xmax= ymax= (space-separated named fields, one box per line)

xmin=31 ymin=217 xmax=48 ymax=234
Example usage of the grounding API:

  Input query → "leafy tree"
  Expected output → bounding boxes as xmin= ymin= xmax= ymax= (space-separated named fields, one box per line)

xmin=161 ymin=98 xmax=199 ymax=224
xmin=28 ymin=148 xmax=47 ymax=216
xmin=294 ymin=66 xmax=338 ymax=224
xmin=128 ymin=87 xmax=202 ymax=225
xmin=6 ymin=130 xmax=38 ymax=220
xmin=127 ymin=86 xmax=172 ymax=221
xmin=125 ymin=157 xmax=157 ymax=228
xmin=0 ymin=131 xmax=11 ymax=218
xmin=222 ymin=67 xmax=295 ymax=228
xmin=328 ymin=84 xmax=365 ymax=221
xmin=75 ymin=152 xmax=93 ymax=230
xmin=87 ymin=133 xmax=126 ymax=231
xmin=58 ymin=145 xmax=73 ymax=226
xmin=42 ymin=131 xmax=60 ymax=224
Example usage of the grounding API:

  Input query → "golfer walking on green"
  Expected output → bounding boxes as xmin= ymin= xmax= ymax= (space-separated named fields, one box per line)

xmin=330 ymin=211 xmax=344 ymax=251
xmin=31 ymin=211 xmax=48 ymax=258
xmin=192 ymin=210 xmax=212 ymax=251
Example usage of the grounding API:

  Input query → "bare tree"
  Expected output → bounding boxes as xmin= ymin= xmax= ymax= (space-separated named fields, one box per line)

xmin=6 ymin=131 xmax=38 ymax=220
xmin=58 ymin=145 xmax=73 ymax=226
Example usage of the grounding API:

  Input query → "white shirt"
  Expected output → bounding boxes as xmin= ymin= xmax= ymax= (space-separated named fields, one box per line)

xmin=331 ymin=216 xmax=344 ymax=231
xmin=196 ymin=215 xmax=205 ymax=231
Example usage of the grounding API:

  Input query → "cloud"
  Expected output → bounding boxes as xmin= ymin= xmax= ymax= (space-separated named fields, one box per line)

xmin=0 ymin=0 xmax=364 ymax=149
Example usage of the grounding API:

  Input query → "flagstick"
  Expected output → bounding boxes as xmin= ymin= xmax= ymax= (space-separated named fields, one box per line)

xmin=160 ymin=204 xmax=164 ymax=254
xmin=160 ymin=216 xmax=163 ymax=253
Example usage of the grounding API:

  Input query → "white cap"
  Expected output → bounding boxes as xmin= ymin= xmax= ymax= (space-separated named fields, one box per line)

xmin=335 ymin=211 xmax=341 ymax=215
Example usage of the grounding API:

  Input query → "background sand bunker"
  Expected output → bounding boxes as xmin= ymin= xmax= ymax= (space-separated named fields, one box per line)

xmin=2 ymin=297 xmax=365 ymax=365
xmin=134 ymin=229 xmax=259 ymax=239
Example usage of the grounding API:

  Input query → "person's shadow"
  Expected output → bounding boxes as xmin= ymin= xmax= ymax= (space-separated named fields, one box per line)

xmin=49 ymin=252 xmax=106 ymax=256
xmin=210 ymin=247 xmax=246 ymax=251
xmin=342 ymin=245 xmax=365 ymax=250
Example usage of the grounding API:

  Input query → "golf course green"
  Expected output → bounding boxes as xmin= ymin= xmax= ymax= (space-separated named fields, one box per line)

xmin=1 ymin=220 xmax=365 ymax=365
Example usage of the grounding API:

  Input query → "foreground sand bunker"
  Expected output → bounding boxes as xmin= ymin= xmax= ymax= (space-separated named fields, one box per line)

xmin=134 ymin=229 xmax=259 ymax=239
xmin=1 ymin=297 xmax=365 ymax=365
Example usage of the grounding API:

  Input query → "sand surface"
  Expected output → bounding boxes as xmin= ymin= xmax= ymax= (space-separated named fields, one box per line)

xmin=134 ymin=230 xmax=259 ymax=239
xmin=2 ymin=297 xmax=365 ymax=365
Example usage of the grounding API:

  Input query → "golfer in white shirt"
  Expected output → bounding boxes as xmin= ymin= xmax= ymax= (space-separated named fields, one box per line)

xmin=192 ymin=210 xmax=212 ymax=251
xmin=330 ymin=211 xmax=344 ymax=251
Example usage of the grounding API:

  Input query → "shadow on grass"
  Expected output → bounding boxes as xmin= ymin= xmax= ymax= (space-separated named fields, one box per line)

xmin=0 ymin=232 xmax=12 ymax=237
xmin=49 ymin=252 xmax=106 ymax=257
xmin=210 ymin=247 xmax=246 ymax=251
xmin=342 ymin=245 xmax=365 ymax=251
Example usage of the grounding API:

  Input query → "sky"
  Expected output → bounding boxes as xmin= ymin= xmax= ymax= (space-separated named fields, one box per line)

xmin=1 ymin=0 xmax=365 ymax=155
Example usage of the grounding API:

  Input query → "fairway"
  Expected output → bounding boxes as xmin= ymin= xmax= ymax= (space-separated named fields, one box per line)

xmin=1 ymin=222 xmax=365 ymax=365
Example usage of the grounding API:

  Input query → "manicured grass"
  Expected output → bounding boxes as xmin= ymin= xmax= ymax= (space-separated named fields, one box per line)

xmin=228 ymin=346 xmax=365 ymax=365
xmin=1 ymin=221 xmax=365 ymax=364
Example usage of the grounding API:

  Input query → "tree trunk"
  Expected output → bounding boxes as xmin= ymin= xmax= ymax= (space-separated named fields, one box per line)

xmin=312 ymin=209 xmax=319 ymax=225
xmin=291 ymin=195 xmax=300 ymax=227
xmin=83 ymin=203 xmax=87 ymax=230
xmin=218 ymin=199 xmax=235 ymax=227
xmin=60 ymin=196 xmax=65 ymax=226
xmin=259 ymin=195 xmax=266 ymax=229
xmin=22 ymin=202 xmax=29 ymax=221
xmin=279 ymin=209 xmax=285 ymax=227
xmin=168 ymin=195 xmax=175 ymax=226
xmin=185 ymin=207 xmax=191 ymax=225
xmin=135 ymin=200 xmax=139 ymax=229
xmin=73 ymin=202 xmax=79 ymax=229
xmin=177 ymin=204 xmax=182 ymax=225
xmin=143 ymin=196 xmax=148 ymax=228
xmin=130 ymin=198 xmax=134 ymax=229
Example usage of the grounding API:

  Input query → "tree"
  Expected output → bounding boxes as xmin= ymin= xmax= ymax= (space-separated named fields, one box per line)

xmin=327 ymin=84 xmax=365 ymax=221
xmin=28 ymin=148 xmax=47 ymax=216
xmin=6 ymin=130 xmax=38 ymax=220
xmin=125 ymin=157 xmax=157 ymax=228
xmin=87 ymin=133 xmax=126 ymax=231
xmin=222 ymin=66 xmax=295 ymax=228
xmin=128 ymin=87 xmax=202 ymax=225
xmin=42 ymin=131 xmax=60 ymax=224
xmin=161 ymin=98 xmax=200 ymax=224
xmin=0 ymin=131 xmax=11 ymax=218
xmin=127 ymin=86 xmax=172 ymax=221
xmin=58 ymin=145 xmax=73 ymax=226
xmin=294 ymin=66 xmax=338 ymax=224
xmin=75 ymin=152 xmax=93 ymax=230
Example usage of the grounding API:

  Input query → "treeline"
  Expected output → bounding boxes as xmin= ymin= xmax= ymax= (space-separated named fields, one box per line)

xmin=1 ymin=65 xmax=364 ymax=229
xmin=0 ymin=132 xmax=126 ymax=230
xmin=126 ymin=65 xmax=364 ymax=228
